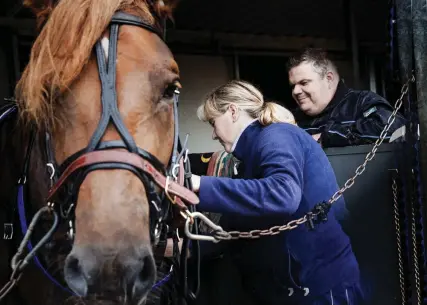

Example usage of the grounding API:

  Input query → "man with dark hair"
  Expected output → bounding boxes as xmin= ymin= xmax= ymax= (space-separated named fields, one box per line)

xmin=287 ymin=48 xmax=406 ymax=148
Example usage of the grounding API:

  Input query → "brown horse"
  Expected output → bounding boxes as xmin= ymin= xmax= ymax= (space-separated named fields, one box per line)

xmin=0 ymin=0 xmax=200 ymax=305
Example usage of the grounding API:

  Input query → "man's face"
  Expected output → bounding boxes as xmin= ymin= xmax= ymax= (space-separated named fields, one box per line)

xmin=288 ymin=61 xmax=335 ymax=116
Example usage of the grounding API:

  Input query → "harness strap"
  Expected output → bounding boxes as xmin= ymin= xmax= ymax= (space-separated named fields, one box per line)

xmin=46 ymin=150 xmax=200 ymax=206
xmin=111 ymin=11 xmax=163 ymax=38
xmin=179 ymin=152 xmax=201 ymax=304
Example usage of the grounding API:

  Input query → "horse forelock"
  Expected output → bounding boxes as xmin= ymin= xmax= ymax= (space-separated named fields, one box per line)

xmin=15 ymin=0 xmax=177 ymax=130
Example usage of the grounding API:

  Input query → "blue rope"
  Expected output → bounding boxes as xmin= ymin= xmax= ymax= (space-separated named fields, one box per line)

xmin=152 ymin=267 xmax=173 ymax=290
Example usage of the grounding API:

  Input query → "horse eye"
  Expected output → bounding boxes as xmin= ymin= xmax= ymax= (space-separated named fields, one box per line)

xmin=163 ymin=84 xmax=178 ymax=99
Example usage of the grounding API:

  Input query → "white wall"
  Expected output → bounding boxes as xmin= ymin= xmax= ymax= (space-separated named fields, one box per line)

xmin=175 ymin=54 xmax=233 ymax=154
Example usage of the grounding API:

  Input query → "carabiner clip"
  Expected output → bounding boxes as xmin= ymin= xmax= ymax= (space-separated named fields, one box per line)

xmin=184 ymin=212 xmax=222 ymax=243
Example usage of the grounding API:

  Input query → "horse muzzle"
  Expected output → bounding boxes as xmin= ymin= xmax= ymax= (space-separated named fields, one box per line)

xmin=64 ymin=243 xmax=156 ymax=303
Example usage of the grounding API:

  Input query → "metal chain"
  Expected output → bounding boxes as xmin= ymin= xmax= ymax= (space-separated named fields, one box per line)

xmin=327 ymin=75 xmax=414 ymax=204
xmin=194 ymin=75 xmax=415 ymax=242
xmin=0 ymin=266 xmax=22 ymax=302
xmin=410 ymin=180 xmax=421 ymax=305
xmin=391 ymin=170 xmax=406 ymax=305
xmin=0 ymin=206 xmax=59 ymax=301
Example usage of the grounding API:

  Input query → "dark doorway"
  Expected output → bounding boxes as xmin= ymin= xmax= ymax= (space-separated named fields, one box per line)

xmin=238 ymin=55 xmax=297 ymax=112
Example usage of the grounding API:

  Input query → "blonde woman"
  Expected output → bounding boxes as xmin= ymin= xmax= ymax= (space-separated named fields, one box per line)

xmin=191 ymin=80 xmax=363 ymax=305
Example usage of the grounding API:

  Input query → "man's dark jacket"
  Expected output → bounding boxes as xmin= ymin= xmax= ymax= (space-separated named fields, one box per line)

xmin=293 ymin=80 xmax=407 ymax=148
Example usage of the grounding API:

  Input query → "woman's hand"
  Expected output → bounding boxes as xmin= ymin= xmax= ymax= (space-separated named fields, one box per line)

xmin=191 ymin=174 xmax=201 ymax=192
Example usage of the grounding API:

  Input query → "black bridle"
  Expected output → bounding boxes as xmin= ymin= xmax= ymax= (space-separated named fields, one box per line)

xmin=45 ymin=10 xmax=198 ymax=243
xmin=0 ymin=10 xmax=201 ymax=304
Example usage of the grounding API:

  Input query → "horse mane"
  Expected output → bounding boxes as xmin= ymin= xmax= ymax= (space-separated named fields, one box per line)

xmin=16 ymin=0 xmax=178 ymax=130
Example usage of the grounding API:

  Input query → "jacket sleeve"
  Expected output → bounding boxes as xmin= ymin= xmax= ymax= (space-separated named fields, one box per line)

xmin=320 ymin=92 xmax=407 ymax=147
xmin=198 ymin=126 xmax=304 ymax=217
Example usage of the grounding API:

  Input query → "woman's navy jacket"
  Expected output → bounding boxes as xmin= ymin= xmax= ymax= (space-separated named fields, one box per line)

xmin=198 ymin=121 xmax=360 ymax=297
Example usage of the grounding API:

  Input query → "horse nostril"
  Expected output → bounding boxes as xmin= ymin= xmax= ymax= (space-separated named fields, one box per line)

xmin=130 ymin=255 xmax=156 ymax=301
xmin=64 ymin=254 xmax=88 ymax=297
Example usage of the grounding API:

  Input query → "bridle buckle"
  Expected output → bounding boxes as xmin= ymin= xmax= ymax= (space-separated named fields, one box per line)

xmin=180 ymin=209 xmax=194 ymax=224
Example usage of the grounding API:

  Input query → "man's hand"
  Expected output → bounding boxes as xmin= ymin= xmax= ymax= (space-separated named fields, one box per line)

xmin=191 ymin=174 xmax=201 ymax=192
xmin=312 ymin=133 xmax=321 ymax=142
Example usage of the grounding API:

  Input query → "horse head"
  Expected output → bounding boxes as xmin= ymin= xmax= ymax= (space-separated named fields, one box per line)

xmin=5 ymin=0 xmax=198 ymax=303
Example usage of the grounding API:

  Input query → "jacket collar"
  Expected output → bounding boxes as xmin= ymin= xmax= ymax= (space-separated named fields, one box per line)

xmin=321 ymin=79 xmax=349 ymax=115
xmin=232 ymin=120 xmax=261 ymax=161
xmin=230 ymin=118 xmax=258 ymax=153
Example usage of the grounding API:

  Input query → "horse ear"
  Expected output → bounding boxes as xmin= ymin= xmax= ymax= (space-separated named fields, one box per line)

xmin=23 ymin=0 xmax=57 ymax=30
xmin=155 ymin=0 xmax=181 ymax=20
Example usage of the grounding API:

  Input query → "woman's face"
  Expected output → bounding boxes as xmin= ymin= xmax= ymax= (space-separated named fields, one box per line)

xmin=210 ymin=106 xmax=238 ymax=152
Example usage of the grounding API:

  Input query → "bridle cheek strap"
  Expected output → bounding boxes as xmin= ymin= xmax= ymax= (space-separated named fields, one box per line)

xmin=46 ymin=149 xmax=200 ymax=207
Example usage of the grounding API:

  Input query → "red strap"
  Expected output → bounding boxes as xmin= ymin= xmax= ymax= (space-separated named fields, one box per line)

xmin=206 ymin=152 xmax=220 ymax=176
xmin=178 ymin=157 xmax=185 ymax=186
xmin=46 ymin=150 xmax=199 ymax=208
xmin=174 ymin=157 xmax=187 ymax=208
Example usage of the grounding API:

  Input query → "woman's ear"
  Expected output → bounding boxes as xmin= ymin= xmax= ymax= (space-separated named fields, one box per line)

xmin=229 ymin=104 xmax=239 ymax=122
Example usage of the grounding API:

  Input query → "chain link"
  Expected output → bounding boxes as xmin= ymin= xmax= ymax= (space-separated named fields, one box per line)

xmin=328 ymin=75 xmax=413 ymax=205
xmin=0 ymin=206 xmax=59 ymax=300
xmin=0 ymin=265 xmax=22 ymax=302
xmin=391 ymin=171 xmax=406 ymax=305
xmin=198 ymin=75 xmax=414 ymax=241
xmin=410 ymin=183 xmax=421 ymax=305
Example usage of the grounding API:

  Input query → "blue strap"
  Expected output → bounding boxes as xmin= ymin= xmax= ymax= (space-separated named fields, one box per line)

xmin=0 ymin=103 xmax=17 ymax=124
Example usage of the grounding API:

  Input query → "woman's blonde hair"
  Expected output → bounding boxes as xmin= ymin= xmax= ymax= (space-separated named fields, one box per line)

xmin=197 ymin=80 xmax=296 ymax=126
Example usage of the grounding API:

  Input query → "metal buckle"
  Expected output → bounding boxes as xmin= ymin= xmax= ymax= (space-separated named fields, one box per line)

xmin=164 ymin=176 xmax=176 ymax=204
xmin=3 ymin=223 xmax=13 ymax=240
